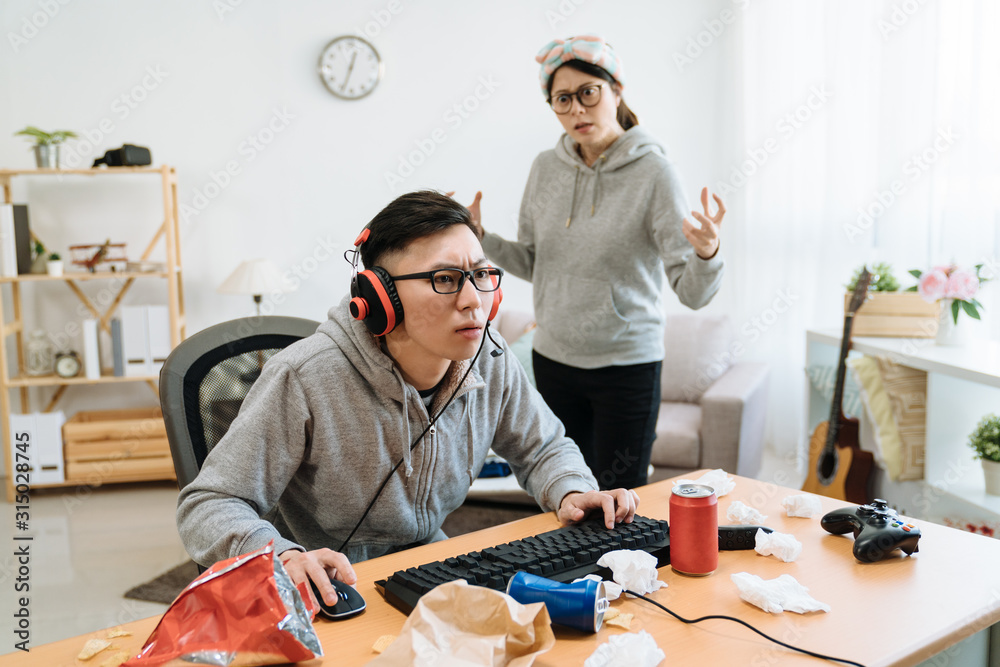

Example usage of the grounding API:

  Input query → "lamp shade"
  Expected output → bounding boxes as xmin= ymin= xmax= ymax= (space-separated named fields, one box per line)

xmin=217 ymin=258 xmax=296 ymax=296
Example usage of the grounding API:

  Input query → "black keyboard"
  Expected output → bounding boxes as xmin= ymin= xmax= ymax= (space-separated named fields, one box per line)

xmin=375 ymin=515 xmax=671 ymax=614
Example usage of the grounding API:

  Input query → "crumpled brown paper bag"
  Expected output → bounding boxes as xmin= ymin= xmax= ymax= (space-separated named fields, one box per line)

xmin=370 ymin=579 xmax=556 ymax=666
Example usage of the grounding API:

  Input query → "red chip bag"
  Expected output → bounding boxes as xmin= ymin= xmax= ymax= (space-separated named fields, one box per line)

xmin=124 ymin=541 xmax=322 ymax=667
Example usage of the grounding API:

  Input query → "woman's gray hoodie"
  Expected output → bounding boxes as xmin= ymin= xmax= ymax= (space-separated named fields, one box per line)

xmin=176 ymin=295 xmax=599 ymax=566
xmin=482 ymin=126 xmax=724 ymax=369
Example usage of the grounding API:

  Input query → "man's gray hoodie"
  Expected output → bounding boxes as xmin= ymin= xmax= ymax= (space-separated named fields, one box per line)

xmin=176 ymin=295 xmax=599 ymax=566
xmin=482 ymin=126 xmax=724 ymax=369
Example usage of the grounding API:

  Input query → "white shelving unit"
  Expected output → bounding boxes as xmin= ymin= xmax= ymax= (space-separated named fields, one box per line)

xmin=806 ymin=329 xmax=1000 ymax=521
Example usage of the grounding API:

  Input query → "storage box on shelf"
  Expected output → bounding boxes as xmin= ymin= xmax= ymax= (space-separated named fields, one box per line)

xmin=62 ymin=408 xmax=175 ymax=485
xmin=847 ymin=292 xmax=940 ymax=338
xmin=0 ymin=166 xmax=185 ymax=501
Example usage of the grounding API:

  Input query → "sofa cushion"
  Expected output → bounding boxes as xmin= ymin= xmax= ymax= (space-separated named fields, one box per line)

xmin=661 ymin=314 xmax=736 ymax=403
xmin=651 ymin=402 xmax=702 ymax=468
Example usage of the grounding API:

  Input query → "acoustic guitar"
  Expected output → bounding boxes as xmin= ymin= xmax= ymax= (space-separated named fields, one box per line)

xmin=802 ymin=269 xmax=874 ymax=504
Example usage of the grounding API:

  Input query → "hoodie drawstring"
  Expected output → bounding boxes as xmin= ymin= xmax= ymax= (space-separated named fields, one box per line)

xmin=566 ymin=155 xmax=607 ymax=227
xmin=464 ymin=400 xmax=475 ymax=484
xmin=392 ymin=369 xmax=414 ymax=477
xmin=592 ymin=154 xmax=607 ymax=215
xmin=566 ymin=166 xmax=581 ymax=228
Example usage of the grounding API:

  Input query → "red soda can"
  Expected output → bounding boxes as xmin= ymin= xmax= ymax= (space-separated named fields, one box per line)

xmin=670 ymin=483 xmax=719 ymax=576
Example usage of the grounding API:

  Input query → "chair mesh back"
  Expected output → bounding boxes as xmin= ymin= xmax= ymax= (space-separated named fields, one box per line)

xmin=183 ymin=334 xmax=302 ymax=469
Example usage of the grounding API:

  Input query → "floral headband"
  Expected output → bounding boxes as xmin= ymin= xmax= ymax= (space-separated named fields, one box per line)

xmin=535 ymin=35 xmax=624 ymax=98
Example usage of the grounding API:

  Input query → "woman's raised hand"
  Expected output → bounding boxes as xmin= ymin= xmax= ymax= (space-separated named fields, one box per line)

xmin=682 ymin=187 xmax=725 ymax=259
xmin=447 ymin=190 xmax=484 ymax=237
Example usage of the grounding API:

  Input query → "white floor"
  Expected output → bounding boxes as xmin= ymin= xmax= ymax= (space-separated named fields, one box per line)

xmin=0 ymin=452 xmax=804 ymax=655
xmin=0 ymin=481 xmax=188 ymax=654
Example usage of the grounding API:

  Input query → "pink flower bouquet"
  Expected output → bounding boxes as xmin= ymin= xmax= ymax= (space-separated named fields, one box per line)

xmin=908 ymin=264 xmax=987 ymax=324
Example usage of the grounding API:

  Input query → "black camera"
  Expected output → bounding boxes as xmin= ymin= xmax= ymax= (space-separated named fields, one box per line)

xmin=92 ymin=144 xmax=152 ymax=168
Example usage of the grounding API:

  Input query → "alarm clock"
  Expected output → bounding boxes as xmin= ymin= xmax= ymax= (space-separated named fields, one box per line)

xmin=318 ymin=36 xmax=383 ymax=100
xmin=54 ymin=351 xmax=81 ymax=378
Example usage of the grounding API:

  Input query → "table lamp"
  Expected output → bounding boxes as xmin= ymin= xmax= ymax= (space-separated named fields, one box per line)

xmin=217 ymin=258 xmax=296 ymax=316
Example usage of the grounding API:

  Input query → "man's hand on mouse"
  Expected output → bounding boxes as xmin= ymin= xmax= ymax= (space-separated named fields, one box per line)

xmin=557 ymin=488 xmax=640 ymax=529
xmin=279 ymin=548 xmax=356 ymax=607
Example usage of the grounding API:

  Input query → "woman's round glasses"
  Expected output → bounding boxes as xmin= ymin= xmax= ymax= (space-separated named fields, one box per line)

xmin=391 ymin=267 xmax=504 ymax=294
xmin=549 ymin=83 xmax=604 ymax=115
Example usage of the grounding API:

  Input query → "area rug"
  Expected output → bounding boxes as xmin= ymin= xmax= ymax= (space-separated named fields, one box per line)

xmin=124 ymin=501 xmax=541 ymax=604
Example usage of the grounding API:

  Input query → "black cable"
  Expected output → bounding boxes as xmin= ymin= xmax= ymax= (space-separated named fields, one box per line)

xmin=338 ymin=321 xmax=498 ymax=553
xmin=624 ymin=590 xmax=866 ymax=667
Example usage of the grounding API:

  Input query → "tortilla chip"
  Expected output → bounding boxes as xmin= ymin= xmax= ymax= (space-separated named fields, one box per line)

xmin=372 ymin=634 xmax=397 ymax=653
xmin=77 ymin=638 xmax=112 ymax=660
xmin=100 ymin=650 xmax=132 ymax=667
xmin=106 ymin=628 xmax=132 ymax=639
xmin=603 ymin=607 xmax=621 ymax=620
xmin=605 ymin=612 xmax=633 ymax=630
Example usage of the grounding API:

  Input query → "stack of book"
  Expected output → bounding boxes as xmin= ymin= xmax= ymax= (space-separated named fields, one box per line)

xmin=0 ymin=203 xmax=32 ymax=277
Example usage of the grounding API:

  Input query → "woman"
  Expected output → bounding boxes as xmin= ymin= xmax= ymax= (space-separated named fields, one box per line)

xmin=472 ymin=35 xmax=726 ymax=489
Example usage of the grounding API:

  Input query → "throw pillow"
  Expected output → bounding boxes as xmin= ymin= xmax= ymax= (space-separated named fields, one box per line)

xmin=661 ymin=314 xmax=737 ymax=403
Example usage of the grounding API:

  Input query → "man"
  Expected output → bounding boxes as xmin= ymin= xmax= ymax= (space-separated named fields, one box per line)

xmin=176 ymin=190 xmax=640 ymax=610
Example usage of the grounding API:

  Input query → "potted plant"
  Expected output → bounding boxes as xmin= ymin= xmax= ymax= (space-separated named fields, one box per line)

xmin=845 ymin=262 xmax=939 ymax=337
xmin=14 ymin=126 xmax=78 ymax=169
xmin=46 ymin=252 xmax=63 ymax=277
xmin=968 ymin=414 xmax=1000 ymax=495
xmin=847 ymin=261 xmax=901 ymax=293
xmin=30 ymin=240 xmax=48 ymax=274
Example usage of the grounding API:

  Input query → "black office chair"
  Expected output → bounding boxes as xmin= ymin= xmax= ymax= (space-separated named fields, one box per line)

xmin=159 ymin=316 xmax=320 ymax=490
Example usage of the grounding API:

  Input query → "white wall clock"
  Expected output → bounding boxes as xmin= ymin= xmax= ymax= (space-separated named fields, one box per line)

xmin=318 ymin=36 xmax=383 ymax=100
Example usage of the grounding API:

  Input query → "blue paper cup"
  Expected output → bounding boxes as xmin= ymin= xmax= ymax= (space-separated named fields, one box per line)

xmin=506 ymin=570 xmax=609 ymax=632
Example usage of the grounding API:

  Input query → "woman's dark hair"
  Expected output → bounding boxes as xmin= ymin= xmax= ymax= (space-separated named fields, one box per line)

xmin=546 ymin=60 xmax=638 ymax=131
xmin=360 ymin=190 xmax=479 ymax=269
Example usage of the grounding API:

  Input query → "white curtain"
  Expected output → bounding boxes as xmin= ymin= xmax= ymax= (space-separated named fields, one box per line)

xmin=725 ymin=0 xmax=1000 ymax=463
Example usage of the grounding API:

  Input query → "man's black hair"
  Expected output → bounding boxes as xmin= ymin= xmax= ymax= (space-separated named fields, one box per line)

xmin=360 ymin=190 xmax=480 ymax=269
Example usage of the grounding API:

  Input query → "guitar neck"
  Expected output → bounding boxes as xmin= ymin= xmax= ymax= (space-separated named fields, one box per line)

xmin=826 ymin=314 xmax=856 ymax=449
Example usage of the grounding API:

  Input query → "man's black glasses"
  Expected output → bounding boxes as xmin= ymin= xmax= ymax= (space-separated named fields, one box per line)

xmin=549 ymin=83 xmax=605 ymax=114
xmin=391 ymin=267 xmax=504 ymax=294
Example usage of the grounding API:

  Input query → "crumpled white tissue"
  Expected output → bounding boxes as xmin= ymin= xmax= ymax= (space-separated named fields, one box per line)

xmin=731 ymin=572 xmax=830 ymax=614
xmin=754 ymin=528 xmax=803 ymax=562
xmin=673 ymin=468 xmax=735 ymax=497
xmin=596 ymin=550 xmax=667 ymax=596
xmin=584 ymin=630 xmax=666 ymax=667
xmin=574 ymin=573 xmax=623 ymax=600
xmin=726 ymin=500 xmax=767 ymax=525
xmin=781 ymin=494 xmax=823 ymax=518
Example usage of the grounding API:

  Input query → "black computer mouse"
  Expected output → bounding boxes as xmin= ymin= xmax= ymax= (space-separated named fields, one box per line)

xmin=309 ymin=578 xmax=366 ymax=620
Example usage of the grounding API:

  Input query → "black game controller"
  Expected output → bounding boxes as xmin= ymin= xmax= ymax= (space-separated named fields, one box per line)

xmin=821 ymin=499 xmax=921 ymax=563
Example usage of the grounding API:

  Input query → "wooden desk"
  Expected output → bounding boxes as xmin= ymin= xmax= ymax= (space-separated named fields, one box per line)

xmin=9 ymin=473 xmax=1000 ymax=666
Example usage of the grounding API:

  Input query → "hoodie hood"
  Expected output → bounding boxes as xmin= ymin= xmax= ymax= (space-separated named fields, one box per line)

xmin=554 ymin=126 xmax=666 ymax=227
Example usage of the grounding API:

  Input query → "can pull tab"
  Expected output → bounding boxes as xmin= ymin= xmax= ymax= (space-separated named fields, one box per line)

xmin=596 ymin=596 xmax=610 ymax=614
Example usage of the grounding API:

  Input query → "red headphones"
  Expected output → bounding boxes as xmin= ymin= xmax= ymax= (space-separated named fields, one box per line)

xmin=348 ymin=227 xmax=503 ymax=336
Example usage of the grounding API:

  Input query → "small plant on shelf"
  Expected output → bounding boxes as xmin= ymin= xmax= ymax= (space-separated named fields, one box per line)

xmin=14 ymin=126 xmax=78 ymax=145
xmin=969 ymin=414 xmax=1000 ymax=463
xmin=30 ymin=240 xmax=47 ymax=273
xmin=970 ymin=414 xmax=1000 ymax=496
xmin=847 ymin=262 xmax=900 ymax=292
xmin=14 ymin=126 xmax=78 ymax=169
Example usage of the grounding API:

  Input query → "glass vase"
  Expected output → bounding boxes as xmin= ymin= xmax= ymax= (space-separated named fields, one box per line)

xmin=935 ymin=299 xmax=969 ymax=346
xmin=24 ymin=330 xmax=54 ymax=376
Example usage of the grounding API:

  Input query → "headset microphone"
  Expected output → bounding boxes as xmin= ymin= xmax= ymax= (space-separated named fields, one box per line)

xmin=485 ymin=322 xmax=504 ymax=357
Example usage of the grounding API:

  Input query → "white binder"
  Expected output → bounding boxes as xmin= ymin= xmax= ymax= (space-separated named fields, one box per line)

xmin=82 ymin=318 xmax=100 ymax=380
